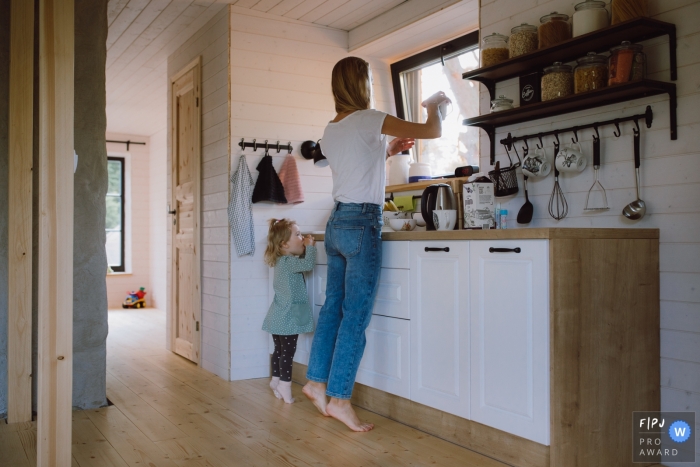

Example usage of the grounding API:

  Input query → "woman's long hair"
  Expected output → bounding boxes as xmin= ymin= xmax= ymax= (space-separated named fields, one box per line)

xmin=264 ymin=218 xmax=295 ymax=267
xmin=331 ymin=57 xmax=372 ymax=113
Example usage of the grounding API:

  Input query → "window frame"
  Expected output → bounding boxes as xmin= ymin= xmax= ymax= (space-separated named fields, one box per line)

xmin=390 ymin=30 xmax=480 ymax=122
xmin=106 ymin=156 xmax=126 ymax=272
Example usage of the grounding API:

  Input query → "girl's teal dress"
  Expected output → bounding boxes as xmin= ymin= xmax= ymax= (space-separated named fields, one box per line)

xmin=262 ymin=245 xmax=317 ymax=335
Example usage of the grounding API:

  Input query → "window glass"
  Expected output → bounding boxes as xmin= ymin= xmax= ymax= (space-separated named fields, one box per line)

xmin=106 ymin=158 xmax=124 ymax=271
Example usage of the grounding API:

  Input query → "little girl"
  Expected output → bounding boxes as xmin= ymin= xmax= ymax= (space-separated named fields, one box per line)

xmin=262 ymin=218 xmax=316 ymax=403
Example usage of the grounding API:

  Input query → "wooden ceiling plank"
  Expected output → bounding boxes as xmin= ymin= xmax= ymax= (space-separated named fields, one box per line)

xmin=108 ymin=0 xmax=130 ymax=27
xmin=267 ymin=0 xmax=306 ymax=17
xmin=336 ymin=0 xmax=404 ymax=30
xmin=106 ymin=0 xmax=178 ymax=69
xmin=107 ymin=0 xmax=151 ymax=50
xmin=313 ymin=0 xmax=374 ymax=28
xmin=251 ymin=0 xmax=285 ymax=12
xmin=233 ymin=0 xmax=261 ymax=8
xmin=298 ymin=0 xmax=349 ymax=24
xmin=282 ymin=0 xmax=326 ymax=20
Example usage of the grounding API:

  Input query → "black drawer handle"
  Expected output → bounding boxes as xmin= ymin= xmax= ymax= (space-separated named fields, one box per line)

xmin=489 ymin=247 xmax=521 ymax=253
xmin=425 ymin=247 xmax=450 ymax=252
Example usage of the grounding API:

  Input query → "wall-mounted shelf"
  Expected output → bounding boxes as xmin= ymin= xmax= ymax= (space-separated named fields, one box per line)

xmin=386 ymin=176 xmax=471 ymax=194
xmin=463 ymin=17 xmax=677 ymax=100
xmin=464 ymin=80 xmax=676 ymax=162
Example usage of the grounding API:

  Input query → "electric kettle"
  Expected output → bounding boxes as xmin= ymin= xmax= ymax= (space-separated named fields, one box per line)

xmin=421 ymin=183 xmax=457 ymax=231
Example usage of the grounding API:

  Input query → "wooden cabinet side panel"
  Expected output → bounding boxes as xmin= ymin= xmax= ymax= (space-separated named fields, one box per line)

xmin=549 ymin=238 xmax=660 ymax=467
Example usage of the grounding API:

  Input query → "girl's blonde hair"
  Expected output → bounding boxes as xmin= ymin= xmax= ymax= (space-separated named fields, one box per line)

xmin=264 ymin=218 xmax=295 ymax=267
xmin=331 ymin=57 xmax=372 ymax=113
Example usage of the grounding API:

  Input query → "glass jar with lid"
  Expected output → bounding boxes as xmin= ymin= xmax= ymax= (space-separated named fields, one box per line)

xmin=541 ymin=62 xmax=573 ymax=101
xmin=573 ymin=0 xmax=609 ymax=37
xmin=608 ymin=41 xmax=646 ymax=85
xmin=481 ymin=33 xmax=509 ymax=67
xmin=509 ymin=24 xmax=538 ymax=58
xmin=538 ymin=12 xmax=571 ymax=49
xmin=490 ymin=95 xmax=514 ymax=113
xmin=574 ymin=52 xmax=608 ymax=93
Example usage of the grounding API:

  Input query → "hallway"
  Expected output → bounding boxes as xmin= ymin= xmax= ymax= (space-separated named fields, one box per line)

xmin=1 ymin=308 xmax=509 ymax=466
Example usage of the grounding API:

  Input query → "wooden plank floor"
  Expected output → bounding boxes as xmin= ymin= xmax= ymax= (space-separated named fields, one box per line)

xmin=1 ymin=308 xmax=511 ymax=467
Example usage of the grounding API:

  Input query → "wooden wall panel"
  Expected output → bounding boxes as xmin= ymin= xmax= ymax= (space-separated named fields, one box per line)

xmin=37 ymin=0 xmax=74 ymax=464
xmin=7 ymin=0 xmax=34 ymax=425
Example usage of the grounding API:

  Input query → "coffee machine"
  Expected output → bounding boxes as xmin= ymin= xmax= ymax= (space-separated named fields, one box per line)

xmin=420 ymin=183 xmax=457 ymax=231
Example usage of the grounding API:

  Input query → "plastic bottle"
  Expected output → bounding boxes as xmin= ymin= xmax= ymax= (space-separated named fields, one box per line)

xmin=495 ymin=203 xmax=501 ymax=229
xmin=501 ymin=209 xmax=508 ymax=229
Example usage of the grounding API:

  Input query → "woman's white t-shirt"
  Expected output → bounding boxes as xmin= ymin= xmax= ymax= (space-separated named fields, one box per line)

xmin=321 ymin=109 xmax=388 ymax=206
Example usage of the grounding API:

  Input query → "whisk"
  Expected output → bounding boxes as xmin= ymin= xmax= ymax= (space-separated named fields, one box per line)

xmin=548 ymin=136 xmax=568 ymax=220
xmin=584 ymin=126 xmax=609 ymax=211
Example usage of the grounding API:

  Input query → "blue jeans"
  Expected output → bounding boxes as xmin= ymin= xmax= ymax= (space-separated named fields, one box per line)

xmin=306 ymin=202 xmax=383 ymax=399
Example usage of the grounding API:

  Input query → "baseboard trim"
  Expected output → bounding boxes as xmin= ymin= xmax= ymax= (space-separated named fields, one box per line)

xmin=292 ymin=363 xmax=549 ymax=467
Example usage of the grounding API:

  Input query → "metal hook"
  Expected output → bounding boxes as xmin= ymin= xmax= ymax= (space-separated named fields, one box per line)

xmin=571 ymin=128 xmax=579 ymax=144
xmin=288 ymin=142 xmax=292 ymax=155
xmin=252 ymin=139 xmax=257 ymax=151
xmin=522 ymin=139 xmax=529 ymax=156
xmin=240 ymin=138 xmax=245 ymax=150
xmin=613 ymin=120 xmax=621 ymax=137
xmin=537 ymin=134 xmax=544 ymax=150
xmin=592 ymin=125 xmax=600 ymax=142
xmin=633 ymin=118 xmax=640 ymax=135
xmin=276 ymin=141 xmax=280 ymax=153
xmin=553 ymin=132 xmax=560 ymax=147
xmin=264 ymin=140 xmax=269 ymax=155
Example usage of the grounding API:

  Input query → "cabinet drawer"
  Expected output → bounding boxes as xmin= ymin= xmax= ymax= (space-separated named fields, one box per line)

xmin=373 ymin=268 xmax=410 ymax=319
xmin=315 ymin=241 xmax=408 ymax=269
xmin=356 ymin=315 xmax=410 ymax=398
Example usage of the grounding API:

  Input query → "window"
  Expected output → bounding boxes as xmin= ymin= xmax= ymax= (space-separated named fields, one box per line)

xmin=391 ymin=32 xmax=480 ymax=176
xmin=106 ymin=157 xmax=125 ymax=272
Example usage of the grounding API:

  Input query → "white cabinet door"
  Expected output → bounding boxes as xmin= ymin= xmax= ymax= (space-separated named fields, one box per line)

xmin=373 ymin=268 xmax=410 ymax=319
xmin=313 ymin=264 xmax=327 ymax=307
xmin=356 ymin=315 xmax=410 ymax=398
xmin=294 ymin=305 xmax=321 ymax=366
xmin=469 ymin=240 xmax=550 ymax=445
xmin=409 ymin=241 xmax=470 ymax=418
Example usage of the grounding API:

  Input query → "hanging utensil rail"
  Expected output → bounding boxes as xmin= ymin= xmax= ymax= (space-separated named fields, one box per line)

xmin=239 ymin=138 xmax=293 ymax=154
xmin=499 ymin=106 xmax=653 ymax=149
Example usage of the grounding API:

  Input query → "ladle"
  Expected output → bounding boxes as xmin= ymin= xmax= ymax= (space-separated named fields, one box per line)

xmin=622 ymin=125 xmax=646 ymax=220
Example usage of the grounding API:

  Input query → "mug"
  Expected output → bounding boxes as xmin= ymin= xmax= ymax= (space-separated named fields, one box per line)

xmin=433 ymin=209 xmax=457 ymax=231
xmin=556 ymin=142 xmax=587 ymax=173
xmin=438 ymin=100 xmax=452 ymax=121
xmin=412 ymin=212 xmax=426 ymax=227
xmin=522 ymin=147 xmax=552 ymax=178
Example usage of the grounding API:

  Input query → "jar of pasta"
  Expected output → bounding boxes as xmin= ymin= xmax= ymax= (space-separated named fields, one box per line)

xmin=575 ymin=52 xmax=608 ymax=93
xmin=612 ymin=0 xmax=648 ymax=24
xmin=608 ymin=41 xmax=646 ymax=85
xmin=542 ymin=62 xmax=573 ymax=101
xmin=509 ymin=24 xmax=538 ymax=58
xmin=481 ymin=33 xmax=509 ymax=67
xmin=538 ymin=12 xmax=571 ymax=49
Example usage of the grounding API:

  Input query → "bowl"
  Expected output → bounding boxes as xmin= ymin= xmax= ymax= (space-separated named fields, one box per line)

xmin=412 ymin=212 xmax=426 ymax=227
xmin=389 ymin=218 xmax=417 ymax=231
xmin=383 ymin=211 xmax=410 ymax=225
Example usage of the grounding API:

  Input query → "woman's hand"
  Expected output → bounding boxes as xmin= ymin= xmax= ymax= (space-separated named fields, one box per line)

xmin=387 ymin=138 xmax=415 ymax=157
xmin=303 ymin=235 xmax=316 ymax=247
xmin=421 ymin=91 xmax=451 ymax=108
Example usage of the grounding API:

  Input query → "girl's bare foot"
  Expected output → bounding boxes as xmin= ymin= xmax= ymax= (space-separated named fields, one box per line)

xmin=302 ymin=381 xmax=329 ymax=416
xmin=326 ymin=398 xmax=374 ymax=432
xmin=277 ymin=380 xmax=295 ymax=404
xmin=270 ymin=376 xmax=282 ymax=399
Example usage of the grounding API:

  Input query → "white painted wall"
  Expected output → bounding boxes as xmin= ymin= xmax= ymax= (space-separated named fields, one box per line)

xmin=168 ymin=7 xmax=231 ymax=380
xmin=149 ymin=128 xmax=167 ymax=310
xmin=105 ymin=133 xmax=151 ymax=309
xmin=479 ymin=0 xmax=700 ymax=460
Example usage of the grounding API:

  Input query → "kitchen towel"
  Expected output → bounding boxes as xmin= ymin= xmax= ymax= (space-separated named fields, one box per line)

xmin=278 ymin=155 xmax=304 ymax=204
xmin=394 ymin=195 xmax=415 ymax=212
xmin=252 ymin=153 xmax=287 ymax=204
xmin=228 ymin=155 xmax=256 ymax=257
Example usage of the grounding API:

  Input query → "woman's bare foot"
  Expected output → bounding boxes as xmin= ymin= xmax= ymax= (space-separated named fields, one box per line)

xmin=302 ymin=381 xmax=329 ymax=416
xmin=326 ymin=398 xmax=374 ymax=432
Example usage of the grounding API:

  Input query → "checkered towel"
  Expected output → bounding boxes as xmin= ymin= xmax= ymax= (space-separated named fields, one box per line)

xmin=229 ymin=155 xmax=255 ymax=257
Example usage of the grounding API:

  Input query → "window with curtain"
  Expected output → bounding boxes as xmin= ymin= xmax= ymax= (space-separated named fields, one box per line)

xmin=391 ymin=32 xmax=480 ymax=176
xmin=106 ymin=157 xmax=125 ymax=272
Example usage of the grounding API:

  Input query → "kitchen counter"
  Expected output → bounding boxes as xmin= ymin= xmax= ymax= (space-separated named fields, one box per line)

xmin=309 ymin=227 xmax=659 ymax=241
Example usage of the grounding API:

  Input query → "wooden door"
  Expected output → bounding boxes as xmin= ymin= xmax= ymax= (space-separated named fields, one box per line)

xmin=469 ymin=240 xmax=550 ymax=445
xmin=409 ymin=241 xmax=470 ymax=418
xmin=170 ymin=58 xmax=201 ymax=363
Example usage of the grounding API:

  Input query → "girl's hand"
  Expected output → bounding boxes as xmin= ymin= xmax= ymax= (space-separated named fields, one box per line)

xmin=303 ymin=235 xmax=315 ymax=246
xmin=421 ymin=91 xmax=451 ymax=108
xmin=387 ymin=138 xmax=415 ymax=156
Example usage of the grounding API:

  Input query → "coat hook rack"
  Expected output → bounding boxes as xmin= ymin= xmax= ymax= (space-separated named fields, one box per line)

xmin=239 ymin=138 xmax=293 ymax=154
xmin=106 ymin=139 xmax=147 ymax=151
xmin=499 ymin=106 xmax=653 ymax=151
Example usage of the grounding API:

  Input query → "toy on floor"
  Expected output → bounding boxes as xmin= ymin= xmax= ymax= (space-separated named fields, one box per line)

xmin=122 ymin=287 xmax=147 ymax=309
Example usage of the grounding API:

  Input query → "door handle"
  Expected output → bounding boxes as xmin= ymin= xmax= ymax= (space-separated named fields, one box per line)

xmin=425 ymin=247 xmax=450 ymax=252
xmin=167 ymin=203 xmax=176 ymax=215
xmin=489 ymin=247 xmax=521 ymax=253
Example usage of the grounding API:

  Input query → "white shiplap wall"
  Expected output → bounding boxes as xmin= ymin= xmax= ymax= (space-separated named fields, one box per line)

xmin=105 ymin=133 xmax=151 ymax=309
xmin=167 ymin=7 xmax=230 ymax=380
xmin=480 ymin=0 xmax=700 ymax=462
xmin=149 ymin=127 xmax=167 ymax=310
xmin=227 ymin=6 xmax=395 ymax=380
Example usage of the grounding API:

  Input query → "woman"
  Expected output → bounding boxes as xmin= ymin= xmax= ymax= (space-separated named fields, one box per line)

xmin=303 ymin=57 xmax=449 ymax=432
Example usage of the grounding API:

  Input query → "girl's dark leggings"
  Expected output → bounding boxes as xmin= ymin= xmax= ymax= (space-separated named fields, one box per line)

xmin=271 ymin=334 xmax=298 ymax=382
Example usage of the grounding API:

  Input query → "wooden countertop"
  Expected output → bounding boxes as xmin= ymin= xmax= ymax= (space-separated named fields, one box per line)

xmin=308 ymin=228 xmax=659 ymax=241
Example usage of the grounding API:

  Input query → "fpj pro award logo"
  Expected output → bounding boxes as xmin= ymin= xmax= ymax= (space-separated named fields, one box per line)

xmin=634 ymin=411 xmax=696 ymax=463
